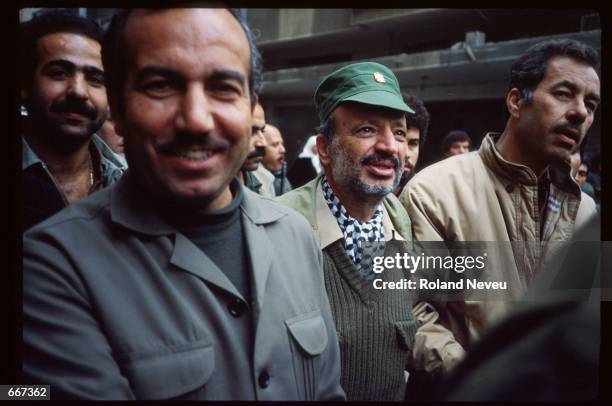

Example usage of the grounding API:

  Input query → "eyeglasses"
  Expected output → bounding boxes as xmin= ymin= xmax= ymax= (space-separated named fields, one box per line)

xmin=577 ymin=170 xmax=587 ymax=176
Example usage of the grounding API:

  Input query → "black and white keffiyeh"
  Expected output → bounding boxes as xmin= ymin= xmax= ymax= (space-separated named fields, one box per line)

xmin=322 ymin=176 xmax=385 ymax=275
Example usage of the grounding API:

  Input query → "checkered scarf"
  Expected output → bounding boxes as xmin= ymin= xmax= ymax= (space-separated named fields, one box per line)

xmin=321 ymin=176 xmax=385 ymax=275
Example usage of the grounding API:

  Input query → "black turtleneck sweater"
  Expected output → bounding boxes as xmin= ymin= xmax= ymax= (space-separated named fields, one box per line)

xmin=163 ymin=180 xmax=251 ymax=303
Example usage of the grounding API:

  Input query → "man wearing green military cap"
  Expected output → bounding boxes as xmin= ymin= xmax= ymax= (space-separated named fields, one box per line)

xmin=276 ymin=62 xmax=418 ymax=401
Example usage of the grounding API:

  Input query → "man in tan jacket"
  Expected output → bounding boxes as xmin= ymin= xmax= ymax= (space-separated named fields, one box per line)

xmin=401 ymin=39 xmax=600 ymax=378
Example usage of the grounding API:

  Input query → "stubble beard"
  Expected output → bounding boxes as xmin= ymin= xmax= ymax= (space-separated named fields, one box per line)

xmin=329 ymin=139 xmax=402 ymax=201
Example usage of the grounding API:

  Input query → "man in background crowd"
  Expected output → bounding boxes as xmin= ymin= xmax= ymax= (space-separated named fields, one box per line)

xmin=238 ymin=102 xmax=275 ymax=197
xmin=441 ymin=129 xmax=471 ymax=157
xmin=401 ymin=39 xmax=600 ymax=379
xmin=98 ymin=108 xmax=125 ymax=157
xmin=570 ymin=150 xmax=596 ymax=200
xmin=586 ymin=154 xmax=601 ymax=207
xmin=262 ymin=123 xmax=292 ymax=195
xmin=287 ymin=135 xmax=320 ymax=188
xmin=23 ymin=8 xmax=343 ymax=400
xmin=394 ymin=93 xmax=430 ymax=196
xmin=20 ymin=9 xmax=126 ymax=231
xmin=277 ymin=62 xmax=417 ymax=401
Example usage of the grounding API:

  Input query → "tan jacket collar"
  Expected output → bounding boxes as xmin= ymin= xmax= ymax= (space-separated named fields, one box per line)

xmin=479 ymin=133 xmax=580 ymax=197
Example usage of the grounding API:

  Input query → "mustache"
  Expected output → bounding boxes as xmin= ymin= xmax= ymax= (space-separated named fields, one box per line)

xmin=360 ymin=152 xmax=401 ymax=169
xmin=50 ymin=97 xmax=97 ymax=119
xmin=552 ymin=123 xmax=582 ymax=142
xmin=156 ymin=132 xmax=229 ymax=153
xmin=247 ymin=146 xmax=266 ymax=159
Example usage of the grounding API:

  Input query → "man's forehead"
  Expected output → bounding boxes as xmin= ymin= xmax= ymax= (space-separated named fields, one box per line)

xmin=335 ymin=103 xmax=407 ymax=127
xmin=544 ymin=56 xmax=600 ymax=90
xmin=37 ymin=32 xmax=102 ymax=65
xmin=406 ymin=127 xmax=420 ymax=138
xmin=125 ymin=9 xmax=249 ymax=59
xmin=265 ymin=128 xmax=282 ymax=141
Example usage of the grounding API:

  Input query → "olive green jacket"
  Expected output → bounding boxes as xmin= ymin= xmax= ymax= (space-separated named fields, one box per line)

xmin=276 ymin=174 xmax=418 ymax=401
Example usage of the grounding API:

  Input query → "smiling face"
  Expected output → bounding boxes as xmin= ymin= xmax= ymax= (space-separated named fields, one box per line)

xmin=26 ymin=32 xmax=107 ymax=146
xmin=318 ymin=102 xmax=407 ymax=200
xmin=114 ymin=9 xmax=253 ymax=210
xmin=513 ymin=55 xmax=600 ymax=167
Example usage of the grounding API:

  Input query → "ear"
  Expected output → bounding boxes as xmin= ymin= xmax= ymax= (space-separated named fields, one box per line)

xmin=506 ymin=88 xmax=523 ymax=119
xmin=316 ymin=134 xmax=332 ymax=166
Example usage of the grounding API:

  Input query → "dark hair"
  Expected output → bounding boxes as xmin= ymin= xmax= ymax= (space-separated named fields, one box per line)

xmin=19 ymin=9 xmax=103 ymax=93
xmin=509 ymin=39 xmax=600 ymax=104
xmin=102 ymin=8 xmax=263 ymax=116
xmin=579 ymin=160 xmax=589 ymax=172
xmin=403 ymin=93 xmax=430 ymax=147
xmin=315 ymin=115 xmax=336 ymax=140
xmin=588 ymin=153 xmax=601 ymax=172
xmin=442 ymin=130 xmax=471 ymax=153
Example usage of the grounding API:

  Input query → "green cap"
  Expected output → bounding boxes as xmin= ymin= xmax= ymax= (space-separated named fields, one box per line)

xmin=314 ymin=61 xmax=414 ymax=125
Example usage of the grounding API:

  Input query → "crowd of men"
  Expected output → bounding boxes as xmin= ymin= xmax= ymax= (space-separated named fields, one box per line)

xmin=20 ymin=8 xmax=602 ymax=401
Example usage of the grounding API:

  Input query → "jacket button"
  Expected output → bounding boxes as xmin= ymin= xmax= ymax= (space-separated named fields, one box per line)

xmin=505 ymin=184 xmax=514 ymax=193
xmin=258 ymin=370 xmax=270 ymax=388
xmin=227 ymin=298 xmax=246 ymax=317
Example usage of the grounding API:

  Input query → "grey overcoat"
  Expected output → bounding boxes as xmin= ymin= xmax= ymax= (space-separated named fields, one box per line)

xmin=23 ymin=173 xmax=345 ymax=401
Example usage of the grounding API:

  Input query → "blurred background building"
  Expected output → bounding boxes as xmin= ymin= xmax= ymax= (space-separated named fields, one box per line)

xmin=20 ymin=8 xmax=601 ymax=171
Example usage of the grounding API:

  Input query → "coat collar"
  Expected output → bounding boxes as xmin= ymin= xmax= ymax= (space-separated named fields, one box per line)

xmin=110 ymin=173 xmax=286 ymax=236
xmin=110 ymin=173 xmax=285 ymax=305
xmin=479 ymin=133 xmax=580 ymax=197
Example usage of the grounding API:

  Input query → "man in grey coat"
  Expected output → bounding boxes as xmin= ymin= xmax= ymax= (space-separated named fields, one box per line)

xmin=22 ymin=9 xmax=344 ymax=401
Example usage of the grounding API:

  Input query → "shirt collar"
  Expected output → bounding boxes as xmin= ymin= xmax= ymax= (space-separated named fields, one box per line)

xmin=22 ymin=134 xmax=126 ymax=178
xmin=22 ymin=136 xmax=42 ymax=170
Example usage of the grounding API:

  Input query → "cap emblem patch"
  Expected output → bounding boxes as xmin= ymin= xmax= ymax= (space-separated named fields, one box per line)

xmin=373 ymin=72 xmax=386 ymax=83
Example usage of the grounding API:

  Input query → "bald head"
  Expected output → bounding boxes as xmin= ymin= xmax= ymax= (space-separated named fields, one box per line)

xmin=262 ymin=124 xmax=286 ymax=172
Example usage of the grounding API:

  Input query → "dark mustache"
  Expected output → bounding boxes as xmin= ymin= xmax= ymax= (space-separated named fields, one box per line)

xmin=552 ymin=123 xmax=582 ymax=140
xmin=50 ymin=97 xmax=97 ymax=119
xmin=247 ymin=146 xmax=266 ymax=159
xmin=157 ymin=132 xmax=229 ymax=153
xmin=361 ymin=152 xmax=401 ymax=168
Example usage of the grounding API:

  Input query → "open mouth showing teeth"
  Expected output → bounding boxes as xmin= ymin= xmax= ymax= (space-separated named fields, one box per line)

xmin=369 ymin=161 xmax=395 ymax=169
xmin=176 ymin=149 xmax=213 ymax=160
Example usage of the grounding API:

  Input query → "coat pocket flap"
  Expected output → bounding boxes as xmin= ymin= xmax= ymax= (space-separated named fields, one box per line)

xmin=395 ymin=319 xmax=418 ymax=351
xmin=285 ymin=310 xmax=328 ymax=356
xmin=121 ymin=342 xmax=214 ymax=400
